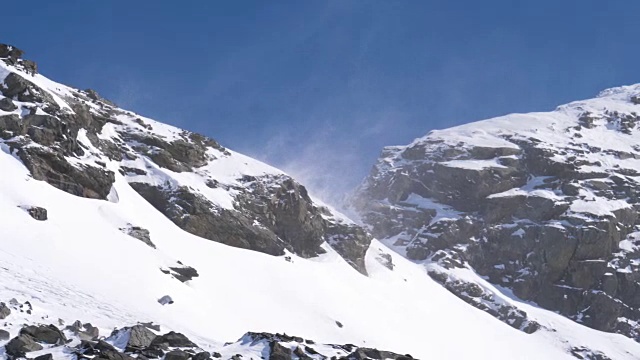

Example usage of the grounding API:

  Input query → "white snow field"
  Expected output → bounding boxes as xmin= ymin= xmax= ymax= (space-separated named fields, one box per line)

xmin=2 ymin=128 xmax=640 ymax=360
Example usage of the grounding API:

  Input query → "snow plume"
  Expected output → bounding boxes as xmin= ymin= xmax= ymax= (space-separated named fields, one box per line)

xmin=251 ymin=107 xmax=409 ymax=208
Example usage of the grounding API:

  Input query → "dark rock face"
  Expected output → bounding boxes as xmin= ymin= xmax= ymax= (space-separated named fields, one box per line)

xmin=351 ymin=98 xmax=640 ymax=340
xmin=130 ymin=183 xmax=284 ymax=256
xmin=131 ymin=180 xmax=371 ymax=274
xmin=0 ymin=329 xmax=10 ymax=340
xmin=16 ymin=147 xmax=115 ymax=199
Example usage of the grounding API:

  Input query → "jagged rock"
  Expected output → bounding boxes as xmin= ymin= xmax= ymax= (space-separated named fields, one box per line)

xmin=121 ymin=225 xmax=155 ymax=248
xmin=24 ymin=206 xmax=48 ymax=221
xmin=127 ymin=324 xmax=157 ymax=348
xmin=16 ymin=146 xmax=115 ymax=200
xmin=20 ymin=324 xmax=67 ymax=344
xmin=269 ymin=341 xmax=292 ymax=360
xmin=2 ymin=73 xmax=56 ymax=105
xmin=34 ymin=354 xmax=53 ymax=360
xmin=0 ymin=44 xmax=24 ymax=60
xmin=150 ymin=331 xmax=196 ymax=348
xmin=0 ymin=302 xmax=11 ymax=319
xmin=5 ymin=334 xmax=43 ymax=357
xmin=0 ymin=329 xmax=10 ymax=340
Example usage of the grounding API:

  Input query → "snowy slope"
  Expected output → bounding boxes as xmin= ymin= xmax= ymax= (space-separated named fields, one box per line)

xmin=1 ymin=44 xmax=640 ymax=360
xmin=3 ymin=148 xmax=640 ymax=360
xmin=351 ymin=82 xmax=640 ymax=357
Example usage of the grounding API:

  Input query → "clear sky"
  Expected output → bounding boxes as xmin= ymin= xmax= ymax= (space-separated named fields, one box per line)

xmin=4 ymin=1 xmax=640 ymax=203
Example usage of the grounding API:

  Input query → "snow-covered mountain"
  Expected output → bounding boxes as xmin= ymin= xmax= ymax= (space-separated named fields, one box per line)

xmin=351 ymin=79 xmax=640 ymax=355
xmin=1 ymin=43 xmax=640 ymax=360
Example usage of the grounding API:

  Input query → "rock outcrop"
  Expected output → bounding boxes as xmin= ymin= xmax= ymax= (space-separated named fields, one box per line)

xmin=351 ymin=84 xmax=640 ymax=340
xmin=0 ymin=43 xmax=370 ymax=273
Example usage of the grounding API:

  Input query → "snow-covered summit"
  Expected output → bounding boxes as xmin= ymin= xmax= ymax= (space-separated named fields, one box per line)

xmin=351 ymin=77 xmax=640 ymax=348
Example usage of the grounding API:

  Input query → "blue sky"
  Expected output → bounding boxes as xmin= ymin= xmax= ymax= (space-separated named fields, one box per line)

xmin=4 ymin=1 xmax=640 ymax=203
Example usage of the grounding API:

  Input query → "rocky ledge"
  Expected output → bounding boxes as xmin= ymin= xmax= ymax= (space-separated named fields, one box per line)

xmin=351 ymin=85 xmax=640 ymax=340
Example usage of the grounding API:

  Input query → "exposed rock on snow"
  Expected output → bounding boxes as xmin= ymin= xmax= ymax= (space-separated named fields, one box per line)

xmin=4 ymin=334 xmax=43 ymax=357
xmin=120 ymin=225 xmax=154 ymax=248
xmin=21 ymin=206 xmax=48 ymax=221
xmin=20 ymin=324 xmax=67 ymax=345
xmin=351 ymin=83 xmax=640 ymax=340
xmin=163 ymin=263 xmax=200 ymax=283
xmin=157 ymin=296 xmax=174 ymax=306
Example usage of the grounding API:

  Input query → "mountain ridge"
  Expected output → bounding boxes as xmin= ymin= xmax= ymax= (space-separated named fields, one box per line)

xmin=350 ymin=78 xmax=640 ymax=342
xmin=1 ymin=43 xmax=640 ymax=360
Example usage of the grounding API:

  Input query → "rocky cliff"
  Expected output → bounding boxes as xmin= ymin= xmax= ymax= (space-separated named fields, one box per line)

xmin=351 ymin=84 xmax=640 ymax=340
xmin=0 ymin=44 xmax=370 ymax=274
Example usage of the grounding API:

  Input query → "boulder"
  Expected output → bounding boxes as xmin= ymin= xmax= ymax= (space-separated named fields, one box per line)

xmin=20 ymin=324 xmax=67 ymax=345
xmin=25 ymin=206 xmax=48 ymax=221
xmin=0 ymin=98 xmax=17 ymax=112
xmin=0 ymin=302 xmax=11 ymax=319
xmin=150 ymin=331 xmax=197 ymax=348
xmin=0 ymin=329 xmax=10 ymax=340
xmin=4 ymin=334 xmax=43 ymax=357
xmin=127 ymin=324 xmax=157 ymax=348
